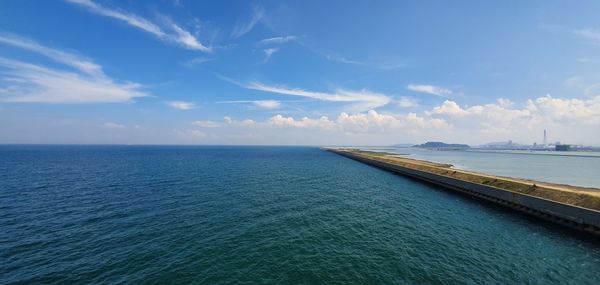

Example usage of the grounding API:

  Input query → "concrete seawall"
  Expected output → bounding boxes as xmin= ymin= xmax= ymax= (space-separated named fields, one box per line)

xmin=327 ymin=149 xmax=600 ymax=236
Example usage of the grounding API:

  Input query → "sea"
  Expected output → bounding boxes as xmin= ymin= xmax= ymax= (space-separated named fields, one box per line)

xmin=1 ymin=145 xmax=599 ymax=284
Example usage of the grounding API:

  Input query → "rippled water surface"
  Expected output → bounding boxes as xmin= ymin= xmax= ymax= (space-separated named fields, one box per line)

xmin=1 ymin=146 xmax=599 ymax=284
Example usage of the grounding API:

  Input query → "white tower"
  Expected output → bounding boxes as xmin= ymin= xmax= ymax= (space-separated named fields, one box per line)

xmin=543 ymin=129 xmax=547 ymax=146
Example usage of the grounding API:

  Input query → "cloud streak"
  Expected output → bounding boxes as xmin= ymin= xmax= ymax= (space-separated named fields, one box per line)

xmin=254 ymin=100 xmax=281 ymax=109
xmin=0 ymin=34 xmax=147 ymax=103
xmin=0 ymin=58 xmax=146 ymax=103
xmin=166 ymin=101 xmax=197 ymax=110
xmin=244 ymin=82 xmax=391 ymax=111
xmin=326 ymin=55 xmax=405 ymax=70
xmin=263 ymin=48 xmax=278 ymax=62
xmin=0 ymin=33 xmax=104 ymax=78
xmin=231 ymin=6 xmax=264 ymax=39
xmin=217 ymin=100 xmax=282 ymax=109
xmin=66 ymin=0 xmax=211 ymax=52
xmin=406 ymin=84 xmax=452 ymax=96
xmin=259 ymin=36 xmax=298 ymax=45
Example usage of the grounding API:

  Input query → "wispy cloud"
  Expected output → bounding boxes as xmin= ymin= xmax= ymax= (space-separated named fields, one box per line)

xmin=0 ymin=58 xmax=147 ymax=103
xmin=254 ymin=100 xmax=281 ymax=109
xmin=325 ymin=55 xmax=405 ymax=70
xmin=406 ymin=84 xmax=452 ymax=96
xmin=217 ymin=100 xmax=282 ymax=109
xmin=182 ymin=57 xmax=214 ymax=67
xmin=244 ymin=82 xmax=391 ymax=111
xmin=231 ymin=6 xmax=264 ymax=39
xmin=170 ymin=22 xmax=210 ymax=51
xmin=166 ymin=101 xmax=197 ymax=110
xmin=263 ymin=48 xmax=278 ymax=62
xmin=0 ymin=33 xmax=104 ymax=78
xmin=259 ymin=36 xmax=298 ymax=45
xmin=0 ymin=34 xmax=147 ymax=103
xmin=397 ymin=96 xmax=418 ymax=108
xmin=66 ymin=0 xmax=211 ymax=52
xmin=574 ymin=29 xmax=600 ymax=45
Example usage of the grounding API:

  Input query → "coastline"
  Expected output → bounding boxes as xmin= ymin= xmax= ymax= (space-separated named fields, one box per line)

xmin=325 ymin=148 xmax=600 ymax=236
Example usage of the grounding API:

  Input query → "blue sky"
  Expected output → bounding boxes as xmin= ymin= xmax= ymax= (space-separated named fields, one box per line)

xmin=1 ymin=0 xmax=600 ymax=145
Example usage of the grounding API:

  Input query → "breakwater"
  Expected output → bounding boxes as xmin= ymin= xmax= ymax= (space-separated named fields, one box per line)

xmin=327 ymin=148 xmax=600 ymax=236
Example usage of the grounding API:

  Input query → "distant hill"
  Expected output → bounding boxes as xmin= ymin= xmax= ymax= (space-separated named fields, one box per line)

xmin=414 ymin=141 xmax=470 ymax=149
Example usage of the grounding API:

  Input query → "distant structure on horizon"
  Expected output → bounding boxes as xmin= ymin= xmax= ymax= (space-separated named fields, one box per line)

xmin=476 ymin=128 xmax=599 ymax=151
xmin=414 ymin=141 xmax=470 ymax=150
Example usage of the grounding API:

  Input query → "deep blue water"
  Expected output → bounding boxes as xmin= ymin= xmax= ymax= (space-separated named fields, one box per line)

xmin=0 ymin=145 xmax=599 ymax=284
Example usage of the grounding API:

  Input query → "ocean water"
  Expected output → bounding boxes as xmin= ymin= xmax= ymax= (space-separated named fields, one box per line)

xmin=363 ymin=147 xmax=600 ymax=188
xmin=1 ymin=145 xmax=599 ymax=284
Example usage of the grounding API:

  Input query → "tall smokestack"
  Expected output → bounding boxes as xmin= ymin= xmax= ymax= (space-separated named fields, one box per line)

xmin=543 ymin=129 xmax=547 ymax=146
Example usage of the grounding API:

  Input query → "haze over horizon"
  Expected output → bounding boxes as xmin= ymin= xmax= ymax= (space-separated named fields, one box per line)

xmin=1 ymin=0 xmax=600 ymax=145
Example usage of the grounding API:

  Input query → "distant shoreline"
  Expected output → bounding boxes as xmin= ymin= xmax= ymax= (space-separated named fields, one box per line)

xmin=467 ymin=149 xmax=600 ymax=158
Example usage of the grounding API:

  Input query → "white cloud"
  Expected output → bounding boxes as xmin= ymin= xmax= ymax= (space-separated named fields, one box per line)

xmin=496 ymin=98 xmax=514 ymax=108
xmin=186 ymin=110 xmax=454 ymax=145
xmin=431 ymin=96 xmax=600 ymax=125
xmin=193 ymin=120 xmax=221 ymax=128
xmin=407 ymin=84 xmax=452 ymax=96
xmin=0 ymin=34 xmax=147 ymax=103
xmin=533 ymin=95 xmax=600 ymax=124
xmin=231 ymin=6 xmax=264 ymax=39
xmin=0 ymin=33 xmax=104 ymax=78
xmin=397 ymin=96 xmax=418 ymax=108
xmin=259 ymin=36 xmax=297 ymax=45
xmin=170 ymin=23 xmax=210 ymax=52
xmin=167 ymin=101 xmax=197 ymax=110
xmin=216 ymin=100 xmax=281 ymax=109
xmin=66 ymin=0 xmax=210 ymax=52
xmin=431 ymin=100 xmax=469 ymax=116
xmin=190 ymin=94 xmax=600 ymax=145
xmin=427 ymin=95 xmax=600 ymax=142
xmin=253 ymin=100 xmax=281 ymax=109
xmin=0 ymin=58 xmax=147 ymax=103
xmin=336 ymin=110 xmax=450 ymax=132
xmin=268 ymin=114 xmax=336 ymax=129
xmin=244 ymin=82 xmax=391 ymax=111
xmin=66 ymin=0 xmax=163 ymax=34
xmin=263 ymin=48 xmax=278 ymax=62
xmin=266 ymin=110 xmax=450 ymax=133
xmin=101 ymin=122 xmax=126 ymax=129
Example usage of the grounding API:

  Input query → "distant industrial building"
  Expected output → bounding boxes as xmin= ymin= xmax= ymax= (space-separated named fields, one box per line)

xmin=555 ymin=144 xmax=571 ymax=151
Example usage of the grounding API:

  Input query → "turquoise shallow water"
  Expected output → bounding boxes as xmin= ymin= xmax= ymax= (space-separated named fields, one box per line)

xmin=363 ymin=147 xmax=600 ymax=188
xmin=1 ymin=145 xmax=599 ymax=284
